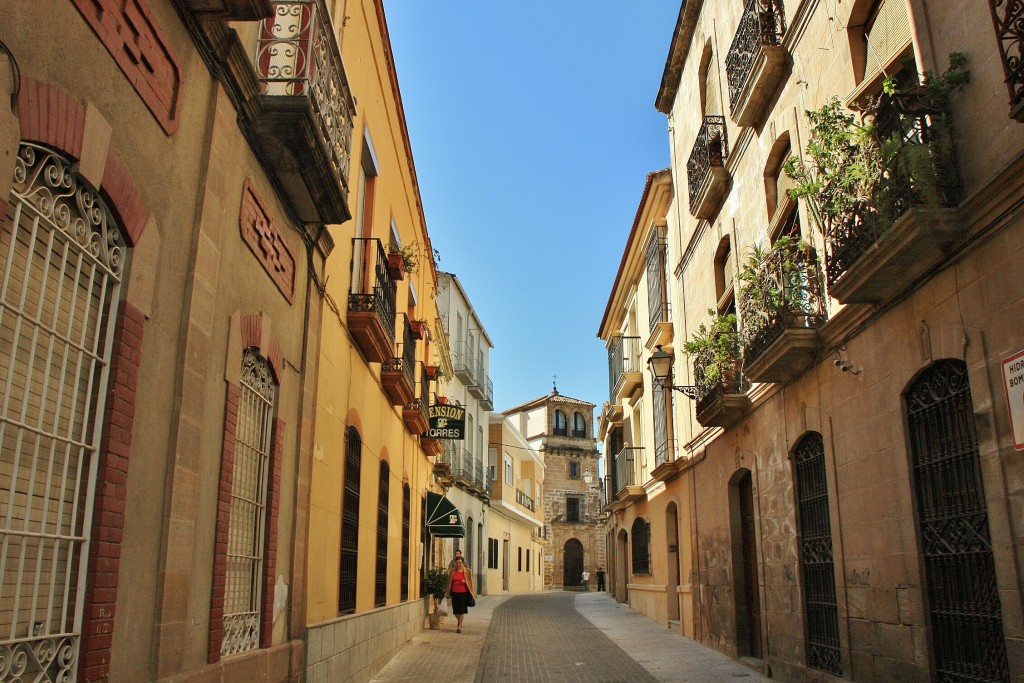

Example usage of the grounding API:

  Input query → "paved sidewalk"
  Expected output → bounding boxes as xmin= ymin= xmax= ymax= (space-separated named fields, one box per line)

xmin=370 ymin=592 xmax=770 ymax=682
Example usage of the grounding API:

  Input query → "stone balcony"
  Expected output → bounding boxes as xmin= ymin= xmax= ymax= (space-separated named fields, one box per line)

xmin=686 ymin=116 xmax=730 ymax=219
xmin=247 ymin=0 xmax=355 ymax=224
xmin=725 ymin=0 xmax=788 ymax=128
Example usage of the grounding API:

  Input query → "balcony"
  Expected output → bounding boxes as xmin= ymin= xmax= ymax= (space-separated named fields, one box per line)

xmin=686 ymin=115 xmax=730 ymax=219
xmin=739 ymin=240 xmax=827 ymax=384
xmin=818 ymin=101 xmax=963 ymax=304
xmin=432 ymin=445 xmax=453 ymax=483
xmin=248 ymin=0 xmax=355 ymax=224
xmin=693 ymin=348 xmax=751 ymax=429
xmin=452 ymin=341 xmax=477 ymax=387
xmin=516 ymin=488 xmax=534 ymax=511
xmin=725 ymin=0 xmax=788 ymax=127
xmin=607 ymin=335 xmax=643 ymax=402
xmin=382 ymin=315 xmax=416 ymax=406
xmin=183 ymin=0 xmax=272 ymax=20
xmin=347 ymin=238 xmax=397 ymax=363
xmin=612 ymin=447 xmax=645 ymax=504
xmin=469 ymin=352 xmax=490 ymax=403
xmin=989 ymin=0 xmax=1024 ymax=121
xmin=479 ymin=376 xmax=494 ymax=410
xmin=403 ymin=364 xmax=429 ymax=435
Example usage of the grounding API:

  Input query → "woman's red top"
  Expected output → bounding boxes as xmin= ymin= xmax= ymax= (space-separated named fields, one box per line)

xmin=451 ymin=569 xmax=469 ymax=593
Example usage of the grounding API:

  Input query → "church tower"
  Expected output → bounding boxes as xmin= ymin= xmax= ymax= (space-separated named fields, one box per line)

xmin=503 ymin=386 xmax=605 ymax=589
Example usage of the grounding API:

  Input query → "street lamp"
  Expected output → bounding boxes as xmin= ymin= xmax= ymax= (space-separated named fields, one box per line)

xmin=647 ymin=344 xmax=700 ymax=400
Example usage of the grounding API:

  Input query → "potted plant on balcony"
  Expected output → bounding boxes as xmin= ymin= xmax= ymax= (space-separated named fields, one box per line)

xmin=387 ymin=243 xmax=418 ymax=281
xmin=410 ymin=319 xmax=428 ymax=340
xmin=782 ymin=53 xmax=969 ymax=303
xmin=684 ymin=309 xmax=750 ymax=428
xmin=737 ymin=237 xmax=826 ymax=381
xmin=423 ymin=566 xmax=449 ymax=629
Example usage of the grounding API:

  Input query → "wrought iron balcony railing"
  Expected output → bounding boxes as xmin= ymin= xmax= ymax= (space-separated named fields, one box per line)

xmin=607 ymin=335 xmax=642 ymax=399
xmin=481 ymin=376 xmax=494 ymax=410
xmin=823 ymin=104 xmax=961 ymax=290
xmin=693 ymin=346 xmax=749 ymax=415
xmin=612 ymin=446 xmax=643 ymax=494
xmin=252 ymin=0 xmax=355 ymax=223
xmin=687 ymin=116 xmax=728 ymax=211
xmin=347 ymin=238 xmax=397 ymax=362
xmin=738 ymin=242 xmax=827 ymax=364
xmin=516 ymin=489 xmax=534 ymax=511
xmin=452 ymin=340 xmax=477 ymax=386
xmin=990 ymin=0 xmax=1024 ymax=120
xmin=725 ymin=0 xmax=785 ymax=111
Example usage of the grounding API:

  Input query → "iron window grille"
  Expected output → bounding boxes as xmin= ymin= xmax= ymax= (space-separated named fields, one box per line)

xmin=905 ymin=360 xmax=1009 ymax=681
xmin=0 ymin=144 xmax=126 ymax=678
xmin=222 ymin=349 xmax=277 ymax=656
xmin=631 ymin=518 xmax=652 ymax=575
xmin=793 ymin=433 xmax=841 ymax=675
xmin=339 ymin=427 xmax=361 ymax=613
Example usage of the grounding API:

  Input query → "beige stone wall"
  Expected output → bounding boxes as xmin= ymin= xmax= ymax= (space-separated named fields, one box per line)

xmin=305 ymin=599 xmax=426 ymax=683
xmin=650 ymin=0 xmax=1024 ymax=680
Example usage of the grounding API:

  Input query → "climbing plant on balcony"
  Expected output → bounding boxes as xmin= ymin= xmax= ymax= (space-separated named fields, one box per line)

xmin=683 ymin=310 xmax=746 ymax=402
xmin=737 ymin=236 xmax=826 ymax=362
xmin=782 ymin=54 xmax=969 ymax=286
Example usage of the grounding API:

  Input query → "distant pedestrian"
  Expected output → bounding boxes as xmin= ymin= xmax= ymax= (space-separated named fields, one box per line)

xmin=596 ymin=567 xmax=606 ymax=592
xmin=447 ymin=549 xmax=463 ymax=570
xmin=581 ymin=569 xmax=590 ymax=590
xmin=445 ymin=556 xmax=476 ymax=633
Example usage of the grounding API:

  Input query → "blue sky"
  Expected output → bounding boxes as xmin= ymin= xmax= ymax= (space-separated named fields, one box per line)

xmin=385 ymin=3 xmax=679 ymax=415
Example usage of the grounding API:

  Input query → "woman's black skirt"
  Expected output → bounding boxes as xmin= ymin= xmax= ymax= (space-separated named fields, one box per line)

xmin=451 ymin=591 xmax=471 ymax=615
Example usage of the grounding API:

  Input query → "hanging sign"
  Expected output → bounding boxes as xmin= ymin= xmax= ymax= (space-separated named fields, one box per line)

xmin=1002 ymin=349 xmax=1024 ymax=450
xmin=424 ymin=404 xmax=465 ymax=440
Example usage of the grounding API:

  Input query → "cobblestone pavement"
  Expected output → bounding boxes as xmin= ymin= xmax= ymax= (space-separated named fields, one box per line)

xmin=370 ymin=592 xmax=770 ymax=683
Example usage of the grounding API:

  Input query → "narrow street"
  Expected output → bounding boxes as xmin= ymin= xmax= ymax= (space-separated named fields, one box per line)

xmin=370 ymin=592 xmax=770 ymax=683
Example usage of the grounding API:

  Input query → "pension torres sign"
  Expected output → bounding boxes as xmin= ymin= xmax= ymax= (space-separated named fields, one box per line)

xmin=424 ymin=403 xmax=465 ymax=440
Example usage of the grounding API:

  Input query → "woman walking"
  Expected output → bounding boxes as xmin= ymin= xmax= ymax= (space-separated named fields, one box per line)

xmin=445 ymin=555 xmax=476 ymax=633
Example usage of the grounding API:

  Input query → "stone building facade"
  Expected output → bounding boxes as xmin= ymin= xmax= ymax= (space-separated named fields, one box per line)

xmin=0 ymin=2 xmax=340 ymax=681
xmin=504 ymin=390 xmax=605 ymax=590
xmin=598 ymin=0 xmax=1024 ymax=681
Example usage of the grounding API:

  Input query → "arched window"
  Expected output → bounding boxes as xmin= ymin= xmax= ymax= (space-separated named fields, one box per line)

xmin=904 ymin=360 xmax=1009 ymax=680
xmin=1 ymin=143 xmax=128 ymax=668
xmin=374 ymin=460 xmax=389 ymax=607
xmin=631 ymin=518 xmax=651 ymax=575
xmin=221 ymin=348 xmax=278 ymax=655
xmin=764 ymin=133 xmax=793 ymax=223
xmin=339 ymin=427 xmax=362 ymax=613
xmin=553 ymin=409 xmax=568 ymax=436
xmin=792 ymin=432 xmax=841 ymax=675
xmin=401 ymin=483 xmax=410 ymax=601
xmin=572 ymin=412 xmax=587 ymax=437
xmin=714 ymin=236 xmax=735 ymax=315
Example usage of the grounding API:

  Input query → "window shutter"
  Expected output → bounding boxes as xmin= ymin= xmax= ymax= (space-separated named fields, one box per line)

xmin=864 ymin=0 xmax=912 ymax=77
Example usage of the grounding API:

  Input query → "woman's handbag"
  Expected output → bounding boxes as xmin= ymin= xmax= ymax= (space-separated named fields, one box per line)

xmin=467 ymin=595 xmax=476 ymax=607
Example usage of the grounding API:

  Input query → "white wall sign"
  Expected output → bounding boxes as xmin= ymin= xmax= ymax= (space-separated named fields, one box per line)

xmin=1002 ymin=349 xmax=1024 ymax=450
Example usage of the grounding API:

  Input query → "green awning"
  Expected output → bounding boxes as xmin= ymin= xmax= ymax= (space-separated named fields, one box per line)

xmin=426 ymin=491 xmax=465 ymax=538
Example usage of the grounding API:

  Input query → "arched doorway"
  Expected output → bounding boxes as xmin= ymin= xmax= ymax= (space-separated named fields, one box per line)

xmin=563 ymin=538 xmax=584 ymax=588
xmin=615 ymin=528 xmax=629 ymax=602
xmin=904 ymin=360 xmax=1009 ymax=680
xmin=730 ymin=469 xmax=762 ymax=658
xmin=666 ymin=503 xmax=681 ymax=623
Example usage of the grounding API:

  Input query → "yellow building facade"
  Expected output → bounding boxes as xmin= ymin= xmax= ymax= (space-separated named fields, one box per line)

xmin=304 ymin=0 xmax=447 ymax=680
xmin=487 ymin=415 xmax=546 ymax=593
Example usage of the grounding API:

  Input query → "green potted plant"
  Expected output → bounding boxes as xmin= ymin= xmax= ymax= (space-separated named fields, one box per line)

xmin=782 ymin=53 xmax=969 ymax=300
xmin=683 ymin=310 xmax=751 ymax=427
xmin=683 ymin=310 xmax=744 ymax=397
xmin=387 ymin=243 xmax=418 ymax=280
xmin=737 ymin=237 xmax=823 ymax=342
xmin=422 ymin=566 xmax=449 ymax=629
